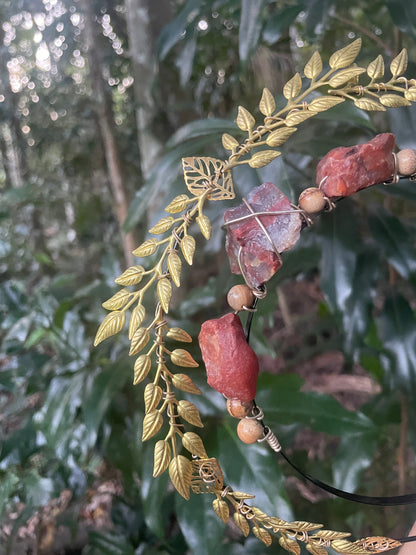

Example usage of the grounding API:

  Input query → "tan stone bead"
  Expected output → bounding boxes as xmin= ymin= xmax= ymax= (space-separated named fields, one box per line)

xmin=237 ymin=418 xmax=264 ymax=444
xmin=227 ymin=398 xmax=254 ymax=419
xmin=397 ymin=149 xmax=416 ymax=176
xmin=227 ymin=284 xmax=255 ymax=311
xmin=298 ymin=187 xmax=327 ymax=214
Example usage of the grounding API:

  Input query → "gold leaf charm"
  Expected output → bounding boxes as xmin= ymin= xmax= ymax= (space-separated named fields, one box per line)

xmin=144 ymin=383 xmax=162 ymax=413
xmin=283 ymin=72 xmax=302 ymax=99
xmin=390 ymin=48 xmax=408 ymax=78
xmin=177 ymin=399 xmax=203 ymax=426
xmin=180 ymin=235 xmax=196 ymax=265
xmin=169 ymin=455 xmax=192 ymax=499
xmin=166 ymin=327 xmax=192 ymax=343
xmin=94 ymin=311 xmax=126 ymax=346
xmin=248 ymin=150 xmax=281 ymax=168
xmin=266 ymin=126 xmax=297 ymax=147
xmin=149 ymin=216 xmax=175 ymax=235
xmin=234 ymin=513 xmax=250 ymax=537
xmin=172 ymin=374 xmax=202 ymax=395
xmin=328 ymin=67 xmax=366 ymax=88
xmin=329 ymin=38 xmax=362 ymax=70
xmin=102 ymin=288 xmax=132 ymax=310
xmin=191 ymin=458 xmax=224 ymax=493
xmin=142 ymin=409 xmax=163 ymax=441
xmin=304 ymin=51 xmax=323 ymax=80
xmin=133 ymin=354 xmax=151 ymax=385
xmin=367 ymin=54 xmax=384 ymax=80
xmin=253 ymin=526 xmax=272 ymax=547
xmin=132 ymin=238 xmax=159 ymax=258
xmin=279 ymin=535 xmax=301 ymax=554
xmin=165 ymin=194 xmax=190 ymax=213
xmin=171 ymin=348 xmax=199 ymax=367
xmin=196 ymin=214 xmax=211 ymax=240
xmin=405 ymin=87 xmax=416 ymax=101
xmin=236 ymin=105 xmax=255 ymax=131
xmin=167 ymin=251 xmax=182 ymax=287
xmin=182 ymin=432 xmax=207 ymax=458
xmin=129 ymin=327 xmax=150 ymax=356
xmin=157 ymin=277 xmax=172 ymax=313
xmin=309 ymin=96 xmax=345 ymax=112
xmin=115 ymin=266 xmax=145 ymax=286
xmin=259 ymin=87 xmax=276 ymax=116
xmin=213 ymin=498 xmax=229 ymax=523
xmin=354 ymin=98 xmax=385 ymax=111
xmin=129 ymin=304 xmax=146 ymax=339
xmin=182 ymin=157 xmax=235 ymax=200
xmin=305 ymin=543 xmax=327 ymax=555
xmin=153 ymin=439 xmax=171 ymax=477
xmin=330 ymin=538 xmax=372 ymax=553
xmin=359 ymin=536 xmax=401 ymax=552
xmin=379 ymin=93 xmax=411 ymax=107
xmin=222 ymin=133 xmax=239 ymax=151
xmin=285 ymin=111 xmax=315 ymax=126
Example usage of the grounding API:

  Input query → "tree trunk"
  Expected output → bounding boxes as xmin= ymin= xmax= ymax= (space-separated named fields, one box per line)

xmin=83 ymin=0 xmax=136 ymax=267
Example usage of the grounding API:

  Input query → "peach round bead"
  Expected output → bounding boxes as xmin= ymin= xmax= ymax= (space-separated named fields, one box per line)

xmin=227 ymin=284 xmax=255 ymax=311
xmin=397 ymin=149 xmax=416 ymax=176
xmin=227 ymin=398 xmax=254 ymax=419
xmin=237 ymin=418 xmax=264 ymax=444
xmin=298 ymin=187 xmax=327 ymax=214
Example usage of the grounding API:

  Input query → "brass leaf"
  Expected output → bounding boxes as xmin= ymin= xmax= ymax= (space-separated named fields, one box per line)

xmin=171 ymin=348 xmax=199 ymax=367
xmin=390 ymin=48 xmax=408 ymax=78
xmin=182 ymin=157 xmax=235 ymax=200
xmin=253 ymin=526 xmax=272 ymax=547
xmin=166 ymin=327 xmax=192 ymax=343
xmin=329 ymin=38 xmax=362 ymax=70
xmin=149 ymin=216 xmax=175 ymax=235
xmin=94 ymin=311 xmax=126 ymax=346
xmin=313 ymin=530 xmax=350 ymax=540
xmin=157 ymin=278 xmax=172 ymax=313
xmin=181 ymin=235 xmax=196 ymax=265
xmin=290 ymin=521 xmax=323 ymax=532
xmin=234 ymin=513 xmax=250 ymax=537
xmin=142 ymin=409 xmax=163 ymax=441
xmin=285 ymin=111 xmax=315 ymax=126
xmin=213 ymin=498 xmax=229 ymax=523
xmin=172 ymin=374 xmax=202 ymax=395
xmin=133 ymin=354 xmax=151 ymax=385
xmin=304 ymin=51 xmax=323 ymax=80
xmin=259 ymin=87 xmax=276 ymax=116
xmin=236 ymin=105 xmax=255 ymax=131
xmin=354 ymin=98 xmax=386 ymax=111
xmin=248 ymin=150 xmax=281 ymax=168
xmin=169 ymin=455 xmax=192 ymax=500
xmin=196 ymin=214 xmax=212 ymax=240
xmin=129 ymin=304 xmax=146 ymax=339
xmin=144 ymin=383 xmax=162 ymax=413
xmin=182 ymin=431 xmax=207 ymax=458
xmin=115 ymin=266 xmax=145 ymax=286
xmin=305 ymin=543 xmax=327 ymax=555
xmin=132 ymin=238 xmax=159 ymax=258
xmin=231 ymin=492 xmax=255 ymax=500
xmin=330 ymin=539 xmax=371 ymax=554
xmin=129 ymin=327 xmax=150 ymax=356
xmin=153 ymin=439 xmax=171 ymax=477
xmin=308 ymin=96 xmax=345 ymax=112
xmin=165 ymin=194 xmax=190 ymax=214
xmin=279 ymin=535 xmax=301 ymax=554
xmin=222 ymin=133 xmax=239 ymax=151
xmin=177 ymin=399 xmax=203 ymax=425
xmin=266 ymin=126 xmax=297 ymax=147
xmin=367 ymin=54 xmax=384 ymax=80
xmin=167 ymin=252 xmax=182 ymax=287
xmin=102 ymin=288 xmax=131 ymax=310
xmin=379 ymin=93 xmax=411 ymax=107
xmin=283 ymin=72 xmax=302 ymax=100
xmin=405 ymin=87 xmax=416 ymax=102
xmin=328 ymin=67 xmax=366 ymax=88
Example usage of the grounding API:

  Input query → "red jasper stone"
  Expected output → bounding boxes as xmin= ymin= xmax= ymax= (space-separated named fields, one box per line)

xmin=224 ymin=182 xmax=302 ymax=289
xmin=316 ymin=133 xmax=396 ymax=199
xmin=198 ymin=313 xmax=259 ymax=401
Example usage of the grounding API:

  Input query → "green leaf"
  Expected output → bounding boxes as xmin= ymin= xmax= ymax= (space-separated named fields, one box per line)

xmin=0 ymin=471 xmax=19 ymax=519
xmin=333 ymin=431 xmax=378 ymax=492
xmin=157 ymin=0 xmax=203 ymax=60
xmin=387 ymin=0 xmax=416 ymax=38
xmin=239 ymin=0 xmax=265 ymax=63
xmin=263 ymin=4 xmax=305 ymax=45
xmin=88 ymin=531 xmax=136 ymax=555
xmin=166 ymin=118 xmax=239 ymax=149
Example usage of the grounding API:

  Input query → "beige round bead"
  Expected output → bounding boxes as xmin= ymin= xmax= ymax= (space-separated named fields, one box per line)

xmin=397 ymin=149 xmax=416 ymax=176
xmin=227 ymin=398 xmax=254 ymax=419
xmin=237 ymin=418 xmax=264 ymax=444
xmin=299 ymin=187 xmax=327 ymax=213
xmin=227 ymin=284 xmax=255 ymax=311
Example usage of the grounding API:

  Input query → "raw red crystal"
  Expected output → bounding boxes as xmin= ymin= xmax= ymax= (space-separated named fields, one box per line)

xmin=316 ymin=133 xmax=395 ymax=198
xmin=224 ymin=182 xmax=302 ymax=289
xmin=198 ymin=313 xmax=259 ymax=401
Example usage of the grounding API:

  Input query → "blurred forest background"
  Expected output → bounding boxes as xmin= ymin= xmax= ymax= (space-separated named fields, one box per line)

xmin=1 ymin=0 xmax=416 ymax=553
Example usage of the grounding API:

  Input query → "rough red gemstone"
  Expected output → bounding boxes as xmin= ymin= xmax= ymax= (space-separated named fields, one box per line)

xmin=198 ymin=313 xmax=259 ymax=401
xmin=224 ymin=182 xmax=302 ymax=288
xmin=316 ymin=133 xmax=396 ymax=198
